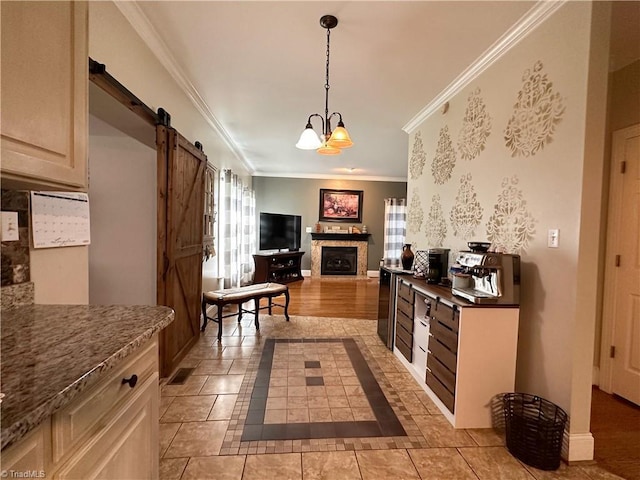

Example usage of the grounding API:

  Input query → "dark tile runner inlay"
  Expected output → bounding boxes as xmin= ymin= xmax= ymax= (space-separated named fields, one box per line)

xmin=305 ymin=376 xmax=324 ymax=386
xmin=304 ymin=360 xmax=321 ymax=368
xmin=242 ymin=337 xmax=408 ymax=441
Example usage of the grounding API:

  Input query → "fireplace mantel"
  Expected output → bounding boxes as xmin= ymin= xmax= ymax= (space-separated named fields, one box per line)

xmin=310 ymin=233 xmax=370 ymax=241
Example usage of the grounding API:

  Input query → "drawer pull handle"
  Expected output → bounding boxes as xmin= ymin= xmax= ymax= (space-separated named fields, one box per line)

xmin=419 ymin=346 xmax=426 ymax=352
xmin=122 ymin=374 xmax=138 ymax=388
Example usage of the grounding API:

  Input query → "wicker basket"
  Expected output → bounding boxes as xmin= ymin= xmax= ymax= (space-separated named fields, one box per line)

xmin=503 ymin=393 xmax=568 ymax=471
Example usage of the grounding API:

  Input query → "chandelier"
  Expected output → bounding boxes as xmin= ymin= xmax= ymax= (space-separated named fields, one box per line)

xmin=295 ymin=15 xmax=353 ymax=156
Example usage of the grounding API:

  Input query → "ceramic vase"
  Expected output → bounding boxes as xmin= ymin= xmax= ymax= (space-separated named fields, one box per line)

xmin=401 ymin=244 xmax=414 ymax=270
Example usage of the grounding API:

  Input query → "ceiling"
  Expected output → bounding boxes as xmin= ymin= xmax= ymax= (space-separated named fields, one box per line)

xmin=119 ymin=1 xmax=617 ymax=181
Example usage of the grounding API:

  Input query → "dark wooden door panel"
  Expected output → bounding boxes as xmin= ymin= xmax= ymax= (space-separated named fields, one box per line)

xmin=157 ymin=126 xmax=206 ymax=377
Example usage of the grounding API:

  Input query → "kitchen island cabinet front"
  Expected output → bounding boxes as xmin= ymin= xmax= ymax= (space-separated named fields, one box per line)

xmin=0 ymin=305 xmax=174 ymax=478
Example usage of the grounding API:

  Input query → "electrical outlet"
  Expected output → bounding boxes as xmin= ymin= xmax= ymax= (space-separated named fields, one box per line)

xmin=548 ymin=229 xmax=559 ymax=248
xmin=305 ymin=226 xmax=312 ymax=233
xmin=1 ymin=211 xmax=19 ymax=242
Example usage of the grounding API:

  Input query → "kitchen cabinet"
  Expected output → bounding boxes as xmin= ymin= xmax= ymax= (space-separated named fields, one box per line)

xmin=393 ymin=278 xmax=519 ymax=428
xmin=1 ymin=336 xmax=160 ymax=479
xmin=394 ymin=280 xmax=415 ymax=362
xmin=1 ymin=1 xmax=88 ymax=190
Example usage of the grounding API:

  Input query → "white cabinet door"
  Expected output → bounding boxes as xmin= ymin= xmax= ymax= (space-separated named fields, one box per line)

xmin=54 ymin=374 xmax=159 ymax=480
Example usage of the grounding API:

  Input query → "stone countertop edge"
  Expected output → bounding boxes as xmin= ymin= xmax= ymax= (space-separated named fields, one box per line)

xmin=0 ymin=305 xmax=175 ymax=451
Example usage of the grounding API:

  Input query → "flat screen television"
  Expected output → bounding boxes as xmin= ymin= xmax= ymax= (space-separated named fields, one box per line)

xmin=259 ymin=212 xmax=302 ymax=252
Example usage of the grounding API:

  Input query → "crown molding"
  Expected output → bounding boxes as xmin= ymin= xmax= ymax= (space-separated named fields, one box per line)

xmin=251 ymin=172 xmax=407 ymax=183
xmin=402 ymin=0 xmax=566 ymax=133
xmin=113 ymin=1 xmax=255 ymax=173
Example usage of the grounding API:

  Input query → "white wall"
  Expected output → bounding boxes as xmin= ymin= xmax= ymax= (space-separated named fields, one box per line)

xmin=88 ymin=115 xmax=157 ymax=305
xmin=88 ymin=1 xmax=251 ymax=183
xmin=405 ymin=2 xmax=609 ymax=460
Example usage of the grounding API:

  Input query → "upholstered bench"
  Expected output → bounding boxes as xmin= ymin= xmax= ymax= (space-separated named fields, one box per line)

xmin=201 ymin=282 xmax=290 ymax=340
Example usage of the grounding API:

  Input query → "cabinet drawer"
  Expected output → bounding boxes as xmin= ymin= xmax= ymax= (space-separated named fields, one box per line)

xmin=427 ymin=354 xmax=456 ymax=394
xmin=396 ymin=336 xmax=413 ymax=363
xmin=432 ymin=301 xmax=459 ymax=332
xmin=395 ymin=321 xmax=413 ymax=349
xmin=396 ymin=296 xmax=414 ymax=319
xmin=428 ymin=337 xmax=457 ymax=374
xmin=52 ymin=338 xmax=158 ymax=462
xmin=431 ymin=318 xmax=458 ymax=354
xmin=413 ymin=343 xmax=428 ymax=373
xmin=398 ymin=281 xmax=414 ymax=304
xmin=53 ymin=373 xmax=158 ymax=480
xmin=426 ymin=371 xmax=455 ymax=413
xmin=396 ymin=309 xmax=414 ymax=334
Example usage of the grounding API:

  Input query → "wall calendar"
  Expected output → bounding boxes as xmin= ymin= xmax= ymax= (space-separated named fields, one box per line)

xmin=30 ymin=192 xmax=91 ymax=248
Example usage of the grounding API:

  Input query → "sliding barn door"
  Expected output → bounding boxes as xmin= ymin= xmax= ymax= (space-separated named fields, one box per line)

xmin=157 ymin=125 xmax=206 ymax=376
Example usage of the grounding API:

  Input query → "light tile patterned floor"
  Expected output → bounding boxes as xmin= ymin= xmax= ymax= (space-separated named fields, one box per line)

xmin=159 ymin=313 xmax=623 ymax=480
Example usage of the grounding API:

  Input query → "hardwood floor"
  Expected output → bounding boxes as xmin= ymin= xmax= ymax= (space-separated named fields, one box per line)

xmin=284 ymin=276 xmax=380 ymax=319
xmin=591 ymin=387 xmax=640 ymax=480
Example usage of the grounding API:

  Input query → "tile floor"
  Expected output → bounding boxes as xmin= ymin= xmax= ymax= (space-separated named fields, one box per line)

xmin=159 ymin=313 xmax=623 ymax=480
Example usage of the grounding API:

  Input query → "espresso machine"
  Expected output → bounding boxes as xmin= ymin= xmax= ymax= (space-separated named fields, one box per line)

xmin=451 ymin=252 xmax=520 ymax=305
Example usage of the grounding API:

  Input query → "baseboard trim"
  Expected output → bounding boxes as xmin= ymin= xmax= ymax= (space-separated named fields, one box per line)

xmin=301 ymin=270 xmax=311 ymax=277
xmin=566 ymin=433 xmax=594 ymax=462
xmin=367 ymin=270 xmax=379 ymax=278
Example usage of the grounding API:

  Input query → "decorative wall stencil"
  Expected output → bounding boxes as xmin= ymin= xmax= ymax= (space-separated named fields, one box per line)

xmin=426 ymin=194 xmax=447 ymax=247
xmin=449 ymin=174 xmax=483 ymax=239
xmin=409 ymin=131 xmax=427 ymax=179
xmin=504 ymin=61 xmax=565 ymax=157
xmin=486 ymin=176 xmax=536 ymax=254
xmin=458 ymin=88 xmax=492 ymax=161
xmin=431 ymin=126 xmax=457 ymax=184
xmin=407 ymin=191 xmax=424 ymax=234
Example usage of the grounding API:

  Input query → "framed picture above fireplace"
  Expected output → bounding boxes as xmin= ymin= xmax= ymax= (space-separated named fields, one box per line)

xmin=319 ymin=189 xmax=363 ymax=223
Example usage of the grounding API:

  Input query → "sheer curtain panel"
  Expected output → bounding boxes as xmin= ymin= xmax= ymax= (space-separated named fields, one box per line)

xmin=383 ymin=198 xmax=407 ymax=266
xmin=219 ymin=169 xmax=256 ymax=287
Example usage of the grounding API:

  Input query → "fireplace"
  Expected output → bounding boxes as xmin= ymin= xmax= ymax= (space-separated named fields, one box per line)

xmin=321 ymin=246 xmax=357 ymax=275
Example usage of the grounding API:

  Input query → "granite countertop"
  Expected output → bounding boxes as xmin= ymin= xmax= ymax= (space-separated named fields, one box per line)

xmin=0 ymin=304 xmax=174 ymax=450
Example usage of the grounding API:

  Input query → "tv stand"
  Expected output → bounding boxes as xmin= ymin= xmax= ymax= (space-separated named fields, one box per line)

xmin=253 ymin=251 xmax=305 ymax=284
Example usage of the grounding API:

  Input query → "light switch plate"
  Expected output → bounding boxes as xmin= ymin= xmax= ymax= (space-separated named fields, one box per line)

xmin=548 ymin=229 xmax=559 ymax=248
xmin=305 ymin=226 xmax=312 ymax=233
xmin=1 ymin=211 xmax=19 ymax=241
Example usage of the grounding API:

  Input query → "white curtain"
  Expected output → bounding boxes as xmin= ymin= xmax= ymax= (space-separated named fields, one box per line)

xmin=383 ymin=198 xmax=407 ymax=266
xmin=219 ymin=169 xmax=256 ymax=287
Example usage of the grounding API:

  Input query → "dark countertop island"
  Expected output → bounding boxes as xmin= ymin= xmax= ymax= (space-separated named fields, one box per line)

xmin=0 ymin=304 xmax=174 ymax=450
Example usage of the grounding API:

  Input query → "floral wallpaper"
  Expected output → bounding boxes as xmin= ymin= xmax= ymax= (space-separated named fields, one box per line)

xmin=458 ymin=88 xmax=492 ymax=161
xmin=449 ymin=174 xmax=483 ymax=240
xmin=486 ymin=176 xmax=537 ymax=253
xmin=409 ymin=131 xmax=427 ymax=179
xmin=431 ymin=126 xmax=457 ymax=185
xmin=425 ymin=194 xmax=447 ymax=247
xmin=407 ymin=190 xmax=424 ymax=234
xmin=504 ymin=61 xmax=565 ymax=157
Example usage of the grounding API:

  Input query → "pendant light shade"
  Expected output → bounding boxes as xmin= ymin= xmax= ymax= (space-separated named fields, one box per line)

xmin=317 ymin=141 xmax=341 ymax=155
xmin=295 ymin=15 xmax=353 ymax=156
xmin=296 ymin=123 xmax=323 ymax=149
xmin=326 ymin=122 xmax=353 ymax=149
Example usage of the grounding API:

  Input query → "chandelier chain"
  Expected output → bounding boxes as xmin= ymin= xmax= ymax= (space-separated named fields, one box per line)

xmin=324 ymin=27 xmax=331 ymax=136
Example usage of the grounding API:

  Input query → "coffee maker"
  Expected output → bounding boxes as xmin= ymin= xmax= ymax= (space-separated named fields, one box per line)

xmin=452 ymin=252 xmax=520 ymax=304
xmin=425 ymin=248 xmax=449 ymax=284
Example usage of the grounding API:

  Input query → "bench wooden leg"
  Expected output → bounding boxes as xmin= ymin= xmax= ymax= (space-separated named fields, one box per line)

xmin=201 ymin=298 xmax=208 ymax=332
xmin=284 ymin=289 xmax=290 ymax=321
xmin=268 ymin=297 xmax=273 ymax=315
xmin=217 ymin=304 xmax=223 ymax=342
xmin=254 ymin=298 xmax=260 ymax=330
